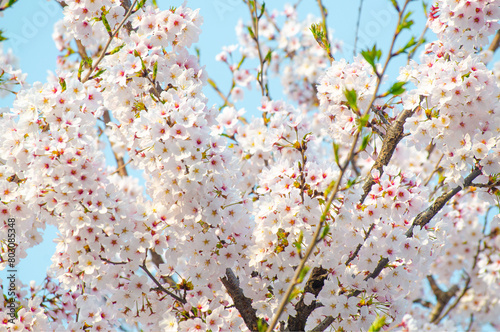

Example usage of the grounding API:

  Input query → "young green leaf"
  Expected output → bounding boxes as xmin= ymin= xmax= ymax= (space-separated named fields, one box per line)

xmin=247 ymin=26 xmax=256 ymax=40
xmin=264 ymin=50 xmax=272 ymax=64
xmin=361 ymin=45 xmax=382 ymax=74
xmin=358 ymin=113 xmax=371 ymax=128
xmin=333 ymin=142 xmax=340 ymax=167
xmin=109 ymin=43 xmax=125 ymax=55
xmin=360 ymin=133 xmax=372 ymax=151
xmin=344 ymin=88 xmax=358 ymax=112
xmin=297 ymin=266 xmax=311 ymax=283
xmin=101 ymin=14 xmax=112 ymax=37
xmin=59 ymin=78 xmax=67 ymax=92
xmin=152 ymin=62 xmax=158 ymax=81
xmin=320 ymin=223 xmax=330 ymax=240
xmin=389 ymin=0 xmax=399 ymax=12
xmin=396 ymin=36 xmax=417 ymax=55
xmin=398 ymin=11 xmax=414 ymax=32
xmin=78 ymin=60 xmax=85 ymax=81
xmin=368 ymin=315 xmax=387 ymax=332
xmin=387 ymin=81 xmax=407 ymax=96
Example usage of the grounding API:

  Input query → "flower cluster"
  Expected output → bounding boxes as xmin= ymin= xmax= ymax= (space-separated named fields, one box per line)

xmin=400 ymin=55 xmax=500 ymax=185
xmin=1 ymin=0 xmax=500 ymax=331
xmin=427 ymin=0 xmax=500 ymax=59
xmin=316 ymin=56 xmax=378 ymax=147
xmin=0 ymin=45 xmax=26 ymax=99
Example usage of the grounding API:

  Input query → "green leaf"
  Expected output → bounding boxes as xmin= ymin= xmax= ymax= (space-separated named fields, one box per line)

xmin=358 ymin=113 xmax=370 ymax=128
xmin=258 ymin=2 xmax=266 ymax=19
xmin=333 ymin=142 xmax=340 ymax=167
xmin=368 ymin=315 xmax=387 ymax=332
xmin=264 ymin=49 xmax=272 ymax=64
xmin=360 ymin=133 xmax=372 ymax=151
xmin=78 ymin=60 xmax=85 ymax=81
xmin=396 ymin=36 xmax=417 ymax=55
xmin=101 ymin=13 xmax=112 ymax=37
xmin=93 ymin=68 xmax=106 ymax=78
xmin=389 ymin=0 xmax=399 ymax=11
xmin=320 ymin=223 xmax=330 ymax=240
xmin=297 ymin=266 xmax=310 ymax=283
xmin=344 ymin=88 xmax=358 ymax=111
xmin=247 ymin=26 xmax=255 ymax=40
xmin=257 ymin=318 xmax=268 ymax=332
xmin=153 ymin=62 xmax=158 ymax=81
xmin=109 ymin=43 xmax=125 ymax=55
xmin=398 ymin=11 xmax=414 ymax=32
xmin=361 ymin=45 xmax=382 ymax=74
xmin=85 ymin=57 xmax=93 ymax=67
xmin=136 ymin=0 xmax=147 ymax=10
xmin=59 ymin=77 xmax=67 ymax=92
xmin=293 ymin=231 xmax=304 ymax=252
xmin=0 ymin=30 xmax=6 ymax=42
xmin=387 ymin=81 xmax=407 ymax=96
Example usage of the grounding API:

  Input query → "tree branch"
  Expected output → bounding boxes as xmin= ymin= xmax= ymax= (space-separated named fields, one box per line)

xmin=221 ymin=268 xmax=265 ymax=332
xmin=103 ymin=110 xmax=128 ymax=177
xmin=140 ymin=263 xmax=186 ymax=304
xmin=311 ymin=315 xmax=335 ymax=332
xmin=406 ymin=167 xmax=483 ymax=237
xmin=426 ymin=275 xmax=460 ymax=323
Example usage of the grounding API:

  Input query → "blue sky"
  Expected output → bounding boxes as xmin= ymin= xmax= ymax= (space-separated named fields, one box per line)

xmin=0 ymin=0 xmax=434 ymax=286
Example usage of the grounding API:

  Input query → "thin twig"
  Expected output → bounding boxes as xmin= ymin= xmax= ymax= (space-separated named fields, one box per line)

xmin=316 ymin=0 xmax=333 ymax=60
xmin=407 ymin=25 xmax=428 ymax=64
xmin=353 ymin=0 xmax=364 ymax=56
xmin=82 ymin=0 xmax=138 ymax=83
xmin=434 ymin=207 xmax=492 ymax=323
xmin=207 ymin=77 xmax=235 ymax=108
xmin=246 ymin=0 xmax=269 ymax=97
xmin=103 ymin=110 xmax=128 ymax=177
xmin=423 ymin=153 xmax=444 ymax=186
xmin=140 ymin=263 xmax=186 ymax=304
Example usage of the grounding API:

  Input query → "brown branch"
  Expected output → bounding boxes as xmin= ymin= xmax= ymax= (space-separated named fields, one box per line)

xmin=406 ymin=167 xmax=482 ymax=237
xmin=140 ymin=263 xmax=186 ymax=304
xmin=346 ymin=106 xmax=415 ymax=265
xmin=423 ymin=153 xmax=444 ymax=186
xmin=267 ymin=127 xmax=362 ymax=332
xmin=221 ymin=268 xmax=265 ymax=332
xmin=311 ymin=316 xmax=335 ymax=332
xmin=75 ymin=40 xmax=90 ymax=65
xmin=488 ymin=29 xmax=500 ymax=54
xmin=360 ymin=107 xmax=415 ymax=203
xmin=99 ymin=256 xmax=128 ymax=265
xmin=286 ymin=267 xmax=327 ymax=331
xmin=426 ymin=275 xmax=460 ymax=323
xmin=366 ymin=167 xmax=483 ymax=283
xmin=103 ymin=110 xmax=128 ymax=177
xmin=207 ymin=77 xmax=234 ymax=108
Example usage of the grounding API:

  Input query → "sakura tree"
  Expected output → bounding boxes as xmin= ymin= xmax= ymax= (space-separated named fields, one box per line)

xmin=1 ymin=0 xmax=500 ymax=331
